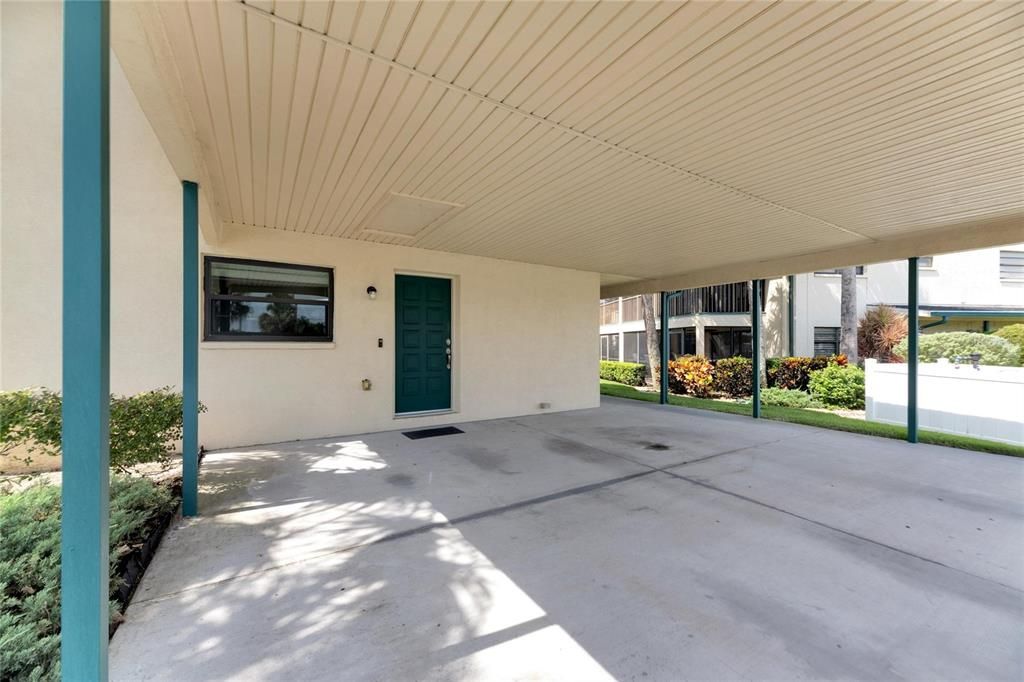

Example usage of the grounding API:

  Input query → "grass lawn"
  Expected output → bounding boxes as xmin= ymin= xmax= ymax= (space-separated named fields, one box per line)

xmin=600 ymin=380 xmax=1024 ymax=458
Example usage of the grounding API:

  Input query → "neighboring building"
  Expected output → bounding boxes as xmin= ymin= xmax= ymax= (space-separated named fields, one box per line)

xmin=600 ymin=246 xmax=1024 ymax=362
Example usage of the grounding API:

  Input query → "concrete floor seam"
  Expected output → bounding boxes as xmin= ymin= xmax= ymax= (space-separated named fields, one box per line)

xmin=658 ymin=468 xmax=1023 ymax=595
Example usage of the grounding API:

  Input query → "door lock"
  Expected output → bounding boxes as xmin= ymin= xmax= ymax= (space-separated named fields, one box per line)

xmin=445 ymin=338 xmax=452 ymax=369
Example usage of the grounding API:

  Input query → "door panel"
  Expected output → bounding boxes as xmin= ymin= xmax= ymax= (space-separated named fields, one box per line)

xmin=395 ymin=275 xmax=452 ymax=413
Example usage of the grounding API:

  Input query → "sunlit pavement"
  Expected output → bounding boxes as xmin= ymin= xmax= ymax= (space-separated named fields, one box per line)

xmin=110 ymin=397 xmax=1024 ymax=681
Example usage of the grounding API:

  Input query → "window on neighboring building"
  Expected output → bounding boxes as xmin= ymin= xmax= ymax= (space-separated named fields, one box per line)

xmin=600 ymin=333 xmax=620 ymax=361
xmin=623 ymin=331 xmax=649 ymax=365
xmin=705 ymin=328 xmax=752 ymax=361
xmin=1000 ymin=250 xmax=1024 ymax=281
xmin=204 ymin=256 xmax=333 ymax=341
xmin=814 ymin=266 xmax=864 ymax=275
xmin=669 ymin=328 xmax=696 ymax=358
xmin=813 ymin=327 xmax=840 ymax=356
xmin=918 ymin=256 xmax=934 ymax=268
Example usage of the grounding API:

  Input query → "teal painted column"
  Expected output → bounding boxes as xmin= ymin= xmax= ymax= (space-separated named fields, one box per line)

xmin=182 ymin=181 xmax=199 ymax=516
xmin=907 ymin=257 xmax=919 ymax=443
xmin=787 ymin=274 xmax=795 ymax=356
xmin=659 ymin=291 xmax=669 ymax=404
xmin=60 ymin=1 xmax=110 ymax=679
xmin=751 ymin=280 xmax=762 ymax=418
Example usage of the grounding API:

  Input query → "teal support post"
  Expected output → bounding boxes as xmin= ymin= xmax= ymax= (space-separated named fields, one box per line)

xmin=752 ymin=280 xmax=762 ymax=418
xmin=907 ymin=257 xmax=919 ymax=443
xmin=60 ymin=2 xmax=110 ymax=679
xmin=182 ymin=181 xmax=199 ymax=516
xmin=787 ymin=274 xmax=795 ymax=356
xmin=660 ymin=291 xmax=670 ymax=404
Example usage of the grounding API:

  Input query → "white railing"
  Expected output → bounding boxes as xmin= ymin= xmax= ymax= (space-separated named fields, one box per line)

xmin=865 ymin=358 xmax=1024 ymax=445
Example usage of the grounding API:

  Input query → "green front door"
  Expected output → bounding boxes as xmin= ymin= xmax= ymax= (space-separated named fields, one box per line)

xmin=395 ymin=275 xmax=452 ymax=414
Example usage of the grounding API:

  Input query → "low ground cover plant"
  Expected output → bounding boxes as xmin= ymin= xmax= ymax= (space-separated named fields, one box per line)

xmin=667 ymin=355 xmax=714 ymax=397
xmin=0 ymin=477 xmax=176 ymax=681
xmin=758 ymin=387 xmax=824 ymax=409
xmin=0 ymin=387 xmax=204 ymax=472
xmin=808 ymin=364 xmax=865 ymax=409
xmin=893 ymin=331 xmax=1020 ymax=366
xmin=599 ymin=360 xmax=646 ymax=386
xmin=993 ymin=324 xmax=1024 ymax=365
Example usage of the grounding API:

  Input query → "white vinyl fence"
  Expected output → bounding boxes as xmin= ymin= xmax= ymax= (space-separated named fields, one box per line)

xmin=864 ymin=359 xmax=1024 ymax=445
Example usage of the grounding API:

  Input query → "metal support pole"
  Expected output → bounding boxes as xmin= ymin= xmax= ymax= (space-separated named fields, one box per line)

xmin=787 ymin=274 xmax=795 ymax=356
xmin=61 ymin=2 xmax=110 ymax=678
xmin=182 ymin=181 xmax=200 ymax=516
xmin=752 ymin=280 xmax=762 ymax=418
xmin=660 ymin=291 xmax=669 ymax=404
xmin=907 ymin=257 xmax=919 ymax=443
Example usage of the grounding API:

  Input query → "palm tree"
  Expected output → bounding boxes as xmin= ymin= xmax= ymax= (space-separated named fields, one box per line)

xmin=641 ymin=293 xmax=660 ymax=385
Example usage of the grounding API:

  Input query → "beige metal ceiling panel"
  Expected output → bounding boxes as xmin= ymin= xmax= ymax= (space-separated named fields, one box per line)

xmin=114 ymin=0 xmax=1024 ymax=297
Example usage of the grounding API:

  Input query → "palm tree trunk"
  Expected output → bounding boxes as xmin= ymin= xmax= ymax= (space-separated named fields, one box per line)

xmin=840 ymin=267 xmax=859 ymax=364
xmin=641 ymin=293 xmax=660 ymax=385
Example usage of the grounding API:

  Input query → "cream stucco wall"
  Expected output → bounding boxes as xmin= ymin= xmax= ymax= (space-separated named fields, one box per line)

xmin=1 ymin=2 xmax=599 ymax=450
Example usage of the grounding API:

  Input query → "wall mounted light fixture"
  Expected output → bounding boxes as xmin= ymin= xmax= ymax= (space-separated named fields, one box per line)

xmin=366 ymin=285 xmax=377 ymax=300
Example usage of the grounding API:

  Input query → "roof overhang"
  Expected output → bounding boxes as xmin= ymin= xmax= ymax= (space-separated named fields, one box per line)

xmin=112 ymin=1 xmax=1024 ymax=291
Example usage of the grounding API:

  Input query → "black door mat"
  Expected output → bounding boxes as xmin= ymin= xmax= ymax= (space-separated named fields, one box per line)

xmin=403 ymin=426 xmax=464 ymax=440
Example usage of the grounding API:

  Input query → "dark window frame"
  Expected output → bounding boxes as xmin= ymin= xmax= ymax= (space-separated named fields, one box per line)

xmin=203 ymin=255 xmax=334 ymax=342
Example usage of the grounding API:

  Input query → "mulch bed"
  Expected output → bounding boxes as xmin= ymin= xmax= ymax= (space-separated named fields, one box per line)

xmin=108 ymin=478 xmax=181 ymax=638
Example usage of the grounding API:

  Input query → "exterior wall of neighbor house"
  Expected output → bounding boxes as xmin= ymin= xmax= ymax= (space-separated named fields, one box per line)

xmin=792 ymin=248 xmax=1024 ymax=355
xmin=598 ymin=279 xmax=788 ymax=361
xmin=0 ymin=2 xmax=599 ymax=450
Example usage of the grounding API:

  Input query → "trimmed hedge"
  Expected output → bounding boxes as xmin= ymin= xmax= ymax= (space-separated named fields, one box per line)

xmin=993 ymin=324 xmax=1024 ymax=365
xmin=599 ymin=360 xmax=646 ymax=386
xmin=667 ymin=355 xmax=714 ymax=398
xmin=713 ymin=357 xmax=753 ymax=398
xmin=893 ymin=331 xmax=1020 ymax=366
xmin=809 ymin=364 xmax=865 ymax=409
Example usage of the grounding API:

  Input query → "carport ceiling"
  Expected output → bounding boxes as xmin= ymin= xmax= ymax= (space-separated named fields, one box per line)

xmin=116 ymin=1 xmax=1024 ymax=294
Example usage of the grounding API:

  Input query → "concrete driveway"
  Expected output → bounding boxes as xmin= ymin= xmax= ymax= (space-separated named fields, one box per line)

xmin=110 ymin=397 xmax=1024 ymax=681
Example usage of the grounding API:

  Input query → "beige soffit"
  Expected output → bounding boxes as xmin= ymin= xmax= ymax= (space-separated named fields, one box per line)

xmin=358 ymin=192 xmax=464 ymax=240
xmin=116 ymin=1 xmax=1024 ymax=292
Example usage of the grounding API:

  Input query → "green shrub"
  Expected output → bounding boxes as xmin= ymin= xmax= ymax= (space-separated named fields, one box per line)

xmin=599 ymin=361 xmax=646 ymax=386
xmin=808 ymin=364 xmax=865 ymax=409
xmin=769 ymin=355 xmax=847 ymax=391
xmin=993 ymin=324 xmax=1024 ymax=365
xmin=765 ymin=358 xmax=781 ymax=387
xmin=0 ymin=387 xmax=206 ymax=472
xmin=667 ymin=355 xmax=714 ymax=397
xmin=713 ymin=357 xmax=753 ymax=397
xmin=0 ymin=477 xmax=176 ymax=681
xmin=758 ymin=387 xmax=824 ymax=409
xmin=893 ymin=331 xmax=1020 ymax=366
